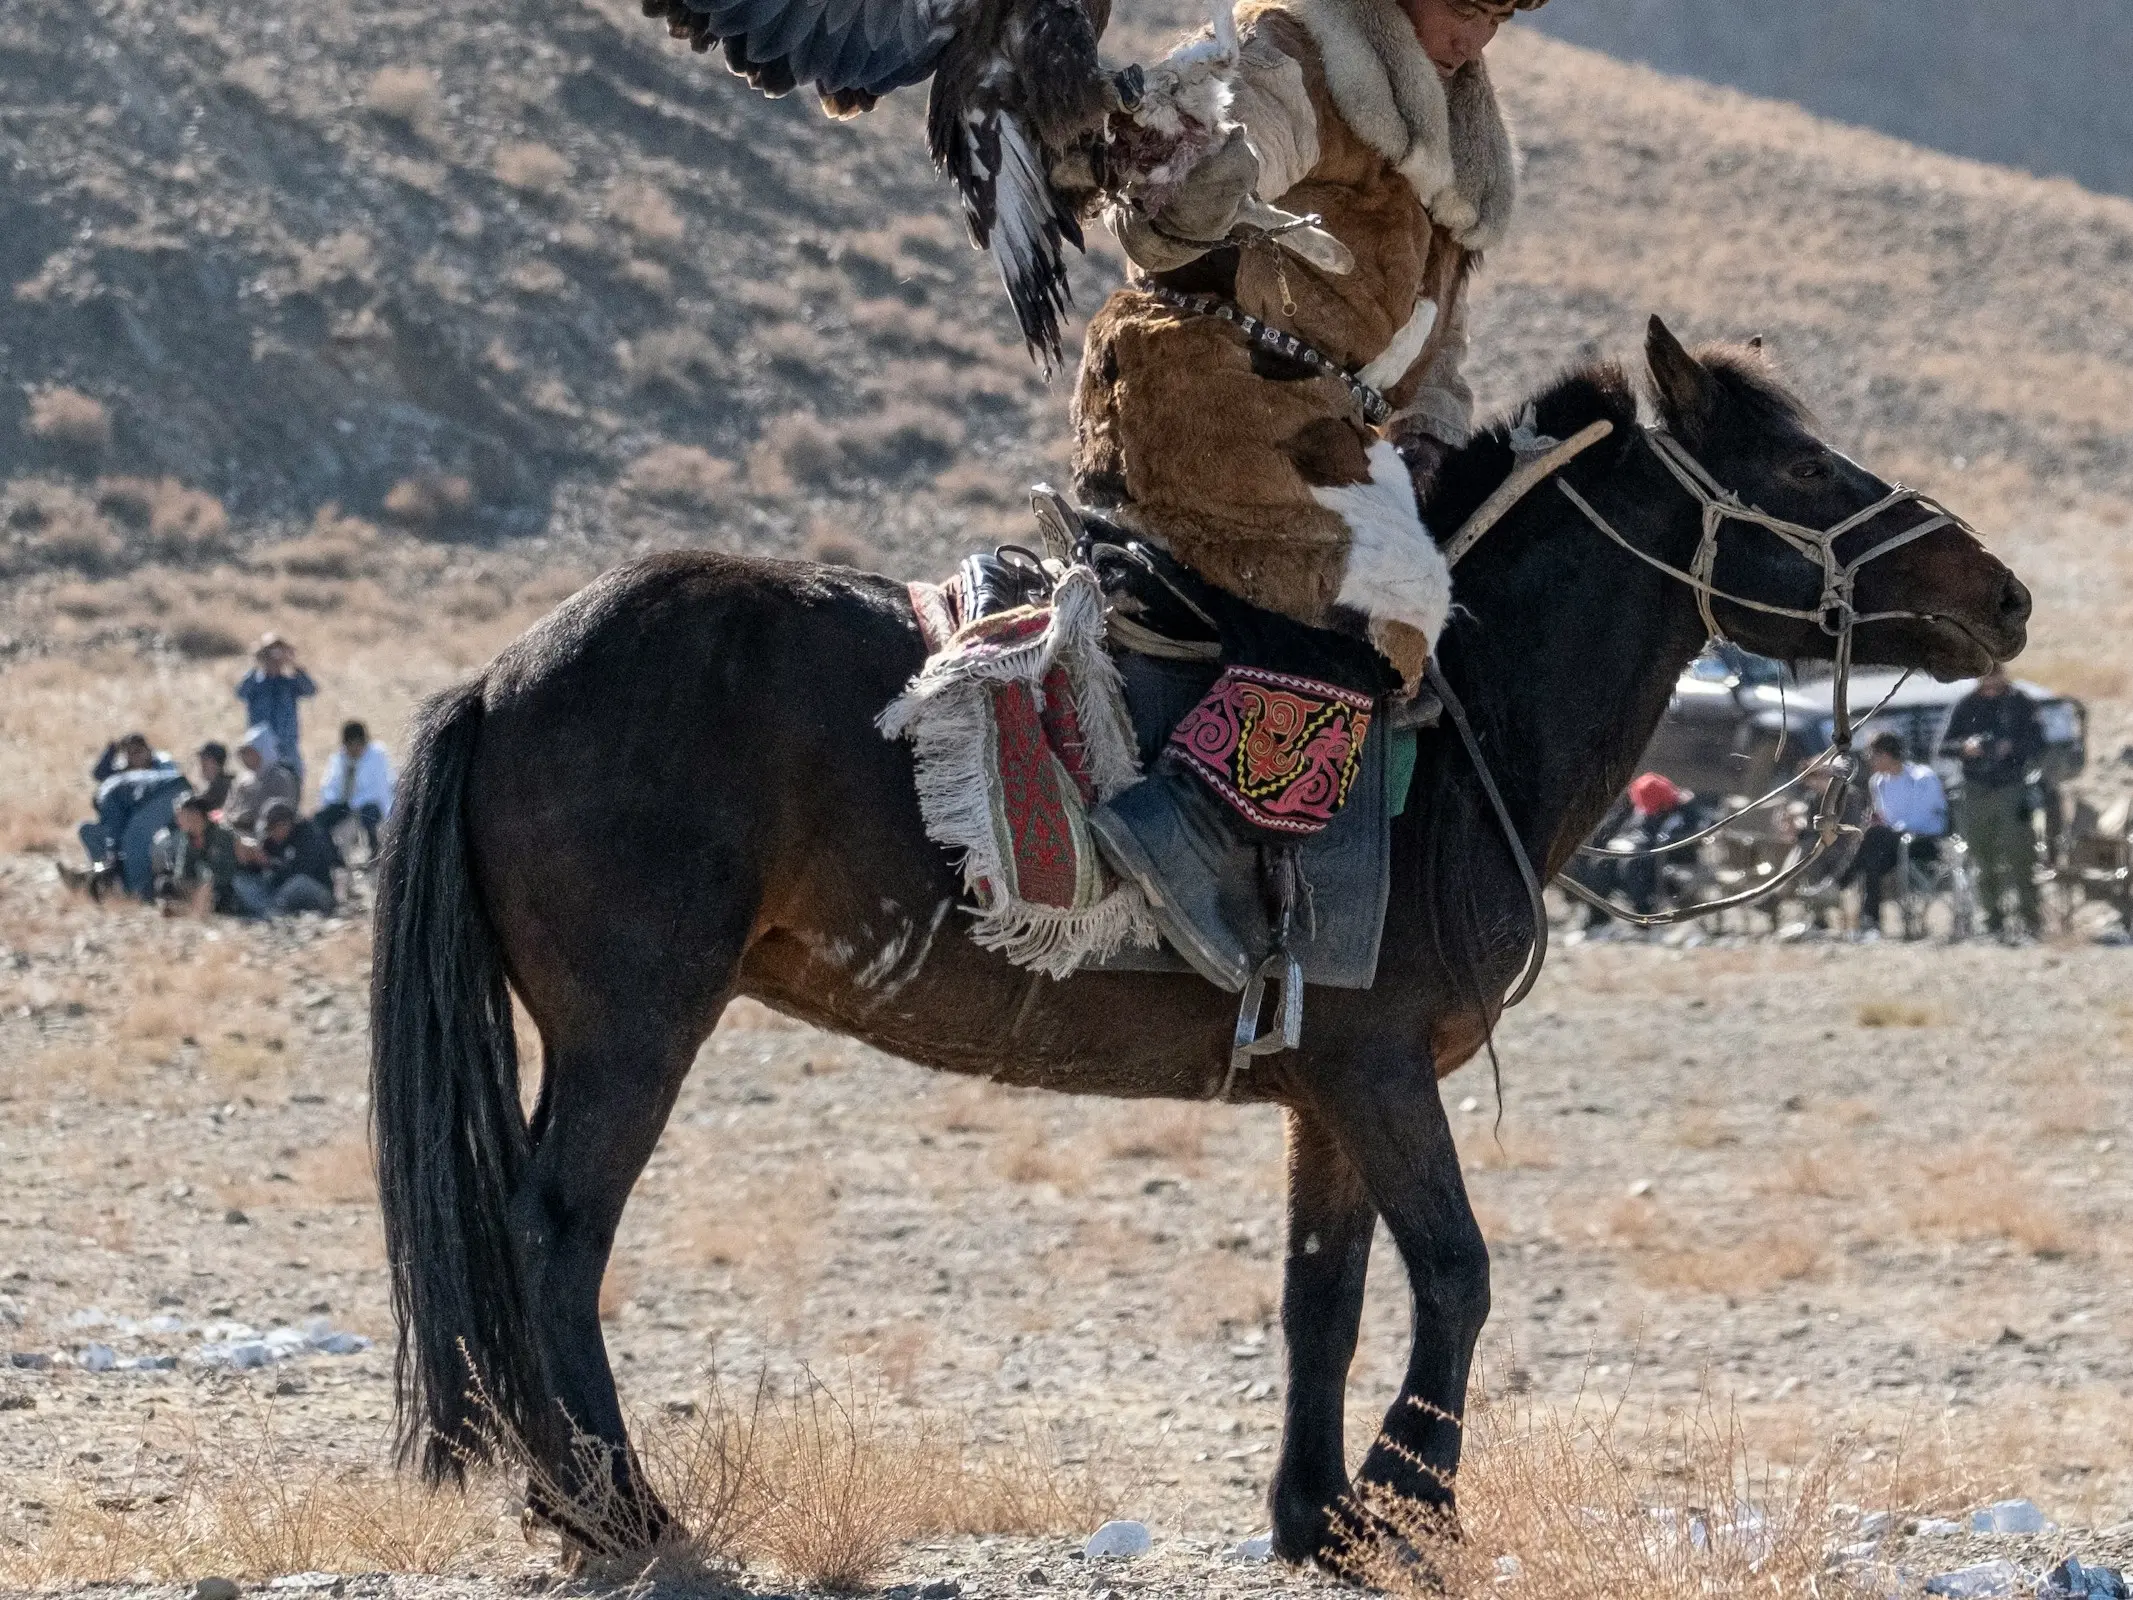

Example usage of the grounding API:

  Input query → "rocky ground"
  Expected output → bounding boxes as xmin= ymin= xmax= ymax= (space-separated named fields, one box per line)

xmin=4 ymin=850 xmax=2131 ymax=1595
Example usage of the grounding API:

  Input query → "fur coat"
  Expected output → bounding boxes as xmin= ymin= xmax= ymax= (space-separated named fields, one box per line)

xmin=1071 ymin=0 xmax=1517 ymax=683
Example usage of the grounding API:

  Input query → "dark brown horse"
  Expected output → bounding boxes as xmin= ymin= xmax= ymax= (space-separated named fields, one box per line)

xmin=370 ymin=321 xmax=2029 ymax=1565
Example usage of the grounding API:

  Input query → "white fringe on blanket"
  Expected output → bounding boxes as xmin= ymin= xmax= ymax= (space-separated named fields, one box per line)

xmin=878 ymin=565 xmax=1159 ymax=978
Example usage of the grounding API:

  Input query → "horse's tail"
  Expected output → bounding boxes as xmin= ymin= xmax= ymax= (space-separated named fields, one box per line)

xmin=370 ymin=678 xmax=542 ymax=1481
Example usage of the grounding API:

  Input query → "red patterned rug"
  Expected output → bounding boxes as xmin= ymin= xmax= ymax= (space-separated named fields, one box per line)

xmin=879 ymin=566 xmax=1157 ymax=977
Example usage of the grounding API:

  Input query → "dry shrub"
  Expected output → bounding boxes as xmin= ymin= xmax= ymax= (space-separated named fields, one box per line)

xmin=49 ymin=582 xmax=122 ymax=621
xmin=608 ymin=179 xmax=685 ymax=246
xmin=493 ymin=140 xmax=569 ymax=195
xmin=799 ymin=518 xmax=880 ymax=570
xmin=268 ymin=504 xmax=380 ymax=578
xmin=0 ymin=1419 xmax=504 ymax=1586
xmin=29 ymin=497 xmax=123 ymax=573
xmin=1902 ymin=1141 xmax=2076 ymax=1257
xmin=750 ymin=411 xmax=842 ymax=494
xmin=365 ymin=65 xmax=437 ymax=127
xmin=508 ymin=259 xmax=568 ymax=296
xmin=992 ymin=1127 xmax=1087 ymax=1192
xmin=622 ymin=443 xmax=735 ymax=510
xmin=749 ymin=1379 xmax=949 ymax=1590
xmin=1471 ymin=1127 xmax=1559 ymax=1171
xmin=1338 ymin=1388 xmax=1847 ymax=1600
xmin=96 ymin=476 xmax=228 ymax=561
xmin=1856 ymin=998 xmax=1940 ymax=1028
xmin=26 ymin=386 xmax=111 ymax=450
xmin=616 ymin=257 xmax=673 ymax=294
xmin=842 ymin=404 xmax=961 ymax=480
xmin=617 ymin=327 xmax=722 ymax=395
xmin=1103 ymin=1103 xmax=1208 ymax=1167
xmin=381 ymin=473 xmax=474 ymax=531
xmin=297 ymin=1130 xmax=377 ymax=1205
xmin=1634 ymin=1232 xmax=1823 ymax=1295
xmin=167 ymin=614 xmax=250 ymax=660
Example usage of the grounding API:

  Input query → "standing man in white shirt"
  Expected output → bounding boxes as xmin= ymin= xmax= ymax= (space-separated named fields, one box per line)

xmin=315 ymin=720 xmax=395 ymax=855
xmin=1840 ymin=732 xmax=1949 ymax=938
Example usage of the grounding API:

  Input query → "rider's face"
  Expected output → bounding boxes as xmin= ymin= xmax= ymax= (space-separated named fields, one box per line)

xmin=1406 ymin=0 xmax=1508 ymax=79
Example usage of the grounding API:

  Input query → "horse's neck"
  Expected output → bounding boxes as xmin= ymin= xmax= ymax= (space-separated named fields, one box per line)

xmin=1454 ymin=455 xmax=1714 ymax=875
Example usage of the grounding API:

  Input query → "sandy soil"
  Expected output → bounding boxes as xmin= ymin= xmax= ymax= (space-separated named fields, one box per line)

xmin=5 ymin=850 xmax=2130 ymax=1594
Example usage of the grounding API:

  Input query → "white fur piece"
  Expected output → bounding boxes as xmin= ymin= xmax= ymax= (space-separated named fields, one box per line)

xmin=1355 ymin=295 xmax=1438 ymax=391
xmin=1316 ymin=440 xmax=1451 ymax=652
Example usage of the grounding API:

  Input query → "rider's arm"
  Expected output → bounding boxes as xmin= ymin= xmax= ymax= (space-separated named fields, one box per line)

xmin=1385 ymin=290 xmax=1474 ymax=453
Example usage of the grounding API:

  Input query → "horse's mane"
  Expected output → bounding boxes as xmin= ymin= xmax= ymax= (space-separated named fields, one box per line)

xmin=1421 ymin=362 xmax=1641 ymax=539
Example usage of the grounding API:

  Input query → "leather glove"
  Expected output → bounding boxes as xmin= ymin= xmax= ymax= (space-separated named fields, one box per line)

xmin=1112 ymin=128 xmax=1261 ymax=271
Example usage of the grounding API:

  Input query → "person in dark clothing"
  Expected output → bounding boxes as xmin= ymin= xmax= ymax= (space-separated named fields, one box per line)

xmin=232 ymin=799 xmax=340 ymax=917
xmin=154 ymin=797 xmax=241 ymax=915
xmin=1941 ymin=669 xmax=2045 ymax=936
xmin=234 ymin=633 xmax=317 ymax=790
xmin=76 ymin=734 xmax=187 ymax=899
xmin=193 ymin=741 xmax=233 ymax=815
xmin=1838 ymin=732 xmax=1949 ymax=937
xmin=1576 ymin=773 xmax=1709 ymax=929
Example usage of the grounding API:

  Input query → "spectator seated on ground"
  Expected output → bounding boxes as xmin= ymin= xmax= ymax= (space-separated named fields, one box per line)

xmin=1838 ymin=731 xmax=1949 ymax=939
xmin=192 ymin=741 xmax=233 ymax=815
xmin=222 ymin=726 xmax=300 ymax=837
xmin=1576 ymin=773 xmax=1712 ymax=928
xmin=232 ymin=799 xmax=341 ymax=918
xmin=152 ymin=796 xmax=241 ymax=916
xmin=315 ymin=720 xmax=394 ymax=854
xmin=235 ymin=632 xmax=316 ymax=789
xmin=76 ymin=732 xmax=188 ymax=900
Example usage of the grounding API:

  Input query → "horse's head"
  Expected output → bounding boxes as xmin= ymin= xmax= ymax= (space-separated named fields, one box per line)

xmin=1644 ymin=317 xmax=2030 ymax=680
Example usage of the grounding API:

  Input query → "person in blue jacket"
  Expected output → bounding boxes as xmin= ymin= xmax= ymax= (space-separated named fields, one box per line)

xmin=234 ymin=633 xmax=316 ymax=789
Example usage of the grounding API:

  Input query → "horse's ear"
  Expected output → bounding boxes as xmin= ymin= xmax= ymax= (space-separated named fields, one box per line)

xmin=1646 ymin=316 xmax=1715 ymax=441
xmin=1747 ymin=334 xmax=1765 ymax=352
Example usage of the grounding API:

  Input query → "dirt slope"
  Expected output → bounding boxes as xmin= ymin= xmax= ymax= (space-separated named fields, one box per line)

xmin=1525 ymin=0 xmax=2133 ymax=203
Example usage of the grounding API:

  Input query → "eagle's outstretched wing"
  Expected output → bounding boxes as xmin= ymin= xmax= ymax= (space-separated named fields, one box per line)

xmin=644 ymin=0 xmax=1116 ymax=364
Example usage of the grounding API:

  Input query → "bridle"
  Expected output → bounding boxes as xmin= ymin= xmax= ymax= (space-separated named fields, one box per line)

xmin=1434 ymin=419 xmax=1983 ymax=1006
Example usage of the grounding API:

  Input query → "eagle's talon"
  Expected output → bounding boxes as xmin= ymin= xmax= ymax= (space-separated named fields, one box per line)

xmin=1112 ymin=64 xmax=1145 ymax=112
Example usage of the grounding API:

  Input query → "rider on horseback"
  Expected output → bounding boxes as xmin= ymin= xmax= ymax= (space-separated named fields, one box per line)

xmin=1075 ymin=0 xmax=1543 ymax=985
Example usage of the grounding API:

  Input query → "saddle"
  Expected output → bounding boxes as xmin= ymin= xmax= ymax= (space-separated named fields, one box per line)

xmin=927 ymin=498 xmax=1416 ymax=995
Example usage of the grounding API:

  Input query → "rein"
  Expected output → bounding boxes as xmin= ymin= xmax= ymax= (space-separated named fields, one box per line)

xmin=1436 ymin=420 xmax=1974 ymax=992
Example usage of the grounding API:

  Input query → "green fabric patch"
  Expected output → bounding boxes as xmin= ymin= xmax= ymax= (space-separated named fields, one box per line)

xmin=1389 ymin=727 xmax=1418 ymax=818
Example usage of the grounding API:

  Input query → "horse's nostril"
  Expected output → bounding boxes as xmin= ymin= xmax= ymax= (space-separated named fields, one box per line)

xmin=1999 ymin=575 xmax=2033 ymax=627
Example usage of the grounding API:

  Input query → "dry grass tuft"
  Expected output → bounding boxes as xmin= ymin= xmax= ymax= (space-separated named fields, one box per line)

xmin=0 ymin=1419 xmax=505 ymax=1587
xmin=1338 ymin=1387 xmax=1848 ymax=1600
xmin=1902 ymin=1141 xmax=2077 ymax=1257
xmin=799 ymin=518 xmax=881 ymax=571
xmin=1855 ymin=999 xmax=1940 ymax=1028
xmin=365 ymin=65 xmax=438 ymax=128
xmin=166 ymin=614 xmax=251 ymax=660
xmin=381 ymin=473 xmax=474 ymax=531
xmin=26 ymin=386 xmax=112 ymax=450
xmin=621 ymin=443 xmax=735 ymax=510
xmin=96 ymin=476 xmax=229 ymax=562
xmin=607 ymin=179 xmax=686 ymax=247
xmin=492 ymin=140 xmax=569 ymax=195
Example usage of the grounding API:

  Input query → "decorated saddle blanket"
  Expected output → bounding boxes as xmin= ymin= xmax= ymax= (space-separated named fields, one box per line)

xmin=879 ymin=565 xmax=1160 ymax=978
xmin=884 ymin=560 xmax=1410 ymax=989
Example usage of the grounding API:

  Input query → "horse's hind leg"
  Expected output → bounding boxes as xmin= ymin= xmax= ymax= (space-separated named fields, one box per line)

xmin=1269 ymin=1108 xmax=1378 ymax=1564
xmin=511 ymin=1014 xmax=707 ymax=1549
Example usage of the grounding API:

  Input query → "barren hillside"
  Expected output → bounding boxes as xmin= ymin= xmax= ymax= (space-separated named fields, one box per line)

xmin=1527 ymin=0 xmax=2133 ymax=202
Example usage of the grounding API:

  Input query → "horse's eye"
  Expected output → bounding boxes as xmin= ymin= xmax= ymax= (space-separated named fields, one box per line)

xmin=1788 ymin=458 xmax=1830 ymax=482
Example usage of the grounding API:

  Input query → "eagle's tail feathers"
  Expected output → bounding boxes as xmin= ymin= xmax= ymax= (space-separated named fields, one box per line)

xmin=987 ymin=110 xmax=1078 ymax=367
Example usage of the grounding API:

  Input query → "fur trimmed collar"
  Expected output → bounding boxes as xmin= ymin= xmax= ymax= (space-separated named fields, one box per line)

xmin=1275 ymin=0 xmax=1517 ymax=248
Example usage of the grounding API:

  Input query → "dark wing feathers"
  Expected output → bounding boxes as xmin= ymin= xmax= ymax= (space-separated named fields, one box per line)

xmin=644 ymin=0 xmax=1113 ymax=363
xmin=644 ymin=0 xmax=957 ymax=103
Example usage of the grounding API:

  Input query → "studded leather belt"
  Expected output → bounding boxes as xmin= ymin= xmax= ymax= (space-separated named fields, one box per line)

xmin=1148 ymin=285 xmax=1392 ymax=428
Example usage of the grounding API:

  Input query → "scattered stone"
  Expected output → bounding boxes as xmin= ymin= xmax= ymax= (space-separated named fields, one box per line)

xmin=1231 ymin=1532 xmax=1272 ymax=1563
xmin=1925 ymin=1560 xmax=2021 ymax=1598
xmin=224 ymin=1209 xmax=249 ymax=1226
xmin=265 ymin=1574 xmax=343 ymax=1594
xmin=2042 ymin=1558 xmax=2131 ymax=1599
xmin=1020 ymin=1565 xmax=1050 ymax=1586
xmin=11 ymin=1351 xmax=53 ymax=1370
xmin=1085 ymin=1520 xmax=1152 ymax=1559
xmin=192 ymin=1579 xmax=240 ymax=1600
xmin=79 ymin=1342 xmax=117 ymax=1371
xmin=1971 ymin=1499 xmax=2053 ymax=1535
xmin=1915 ymin=1518 xmax=1965 ymax=1537
xmin=1859 ymin=1510 xmax=1895 ymax=1540
xmin=915 ymin=1582 xmax=960 ymax=1600
xmin=1495 ymin=1555 xmax=1524 ymax=1579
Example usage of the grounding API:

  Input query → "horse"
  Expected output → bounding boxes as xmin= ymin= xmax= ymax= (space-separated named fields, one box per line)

xmin=369 ymin=319 xmax=2029 ymax=1567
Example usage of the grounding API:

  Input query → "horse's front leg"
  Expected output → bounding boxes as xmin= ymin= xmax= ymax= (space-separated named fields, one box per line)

xmin=1306 ymin=1037 xmax=1490 ymax=1537
xmin=1270 ymin=1106 xmax=1378 ymax=1564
